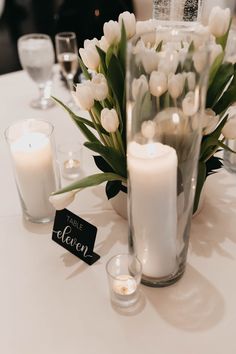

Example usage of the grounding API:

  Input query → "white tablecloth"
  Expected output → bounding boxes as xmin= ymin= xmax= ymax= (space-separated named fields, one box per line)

xmin=1 ymin=69 xmax=236 ymax=354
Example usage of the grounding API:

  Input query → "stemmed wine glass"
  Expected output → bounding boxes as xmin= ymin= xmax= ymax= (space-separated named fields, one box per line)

xmin=55 ymin=32 xmax=79 ymax=104
xmin=17 ymin=33 xmax=55 ymax=110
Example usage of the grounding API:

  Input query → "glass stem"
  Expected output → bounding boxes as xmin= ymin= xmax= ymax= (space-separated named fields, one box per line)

xmin=67 ymin=77 xmax=74 ymax=92
xmin=38 ymin=84 xmax=45 ymax=102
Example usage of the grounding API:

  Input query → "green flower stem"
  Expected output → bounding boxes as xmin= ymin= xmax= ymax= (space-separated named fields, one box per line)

xmin=202 ymin=142 xmax=221 ymax=163
xmin=116 ymin=130 xmax=125 ymax=156
xmin=89 ymin=111 xmax=107 ymax=146
xmin=156 ymin=97 xmax=160 ymax=112
xmin=112 ymin=133 xmax=119 ymax=151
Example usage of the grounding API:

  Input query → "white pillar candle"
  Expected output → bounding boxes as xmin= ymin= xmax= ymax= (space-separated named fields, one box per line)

xmin=11 ymin=132 xmax=57 ymax=220
xmin=128 ymin=141 xmax=178 ymax=278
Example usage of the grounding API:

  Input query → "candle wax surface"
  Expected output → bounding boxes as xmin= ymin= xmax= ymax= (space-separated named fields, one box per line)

xmin=10 ymin=131 xmax=57 ymax=220
xmin=127 ymin=141 xmax=178 ymax=278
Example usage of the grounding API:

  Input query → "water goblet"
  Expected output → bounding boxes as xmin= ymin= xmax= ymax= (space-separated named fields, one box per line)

xmin=55 ymin=32 xmax=79 ymax=105
xmin=17 ymin=33 xmax=55 ymax=110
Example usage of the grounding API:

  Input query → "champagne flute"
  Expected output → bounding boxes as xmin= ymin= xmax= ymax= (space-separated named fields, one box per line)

xmin=17 ymin=33 xmax=55 ymax=109
xmin=55 ymin=32 xmax=79 ymax=103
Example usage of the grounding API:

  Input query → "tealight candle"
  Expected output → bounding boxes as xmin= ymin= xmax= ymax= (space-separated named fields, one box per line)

xmin=58 ymin=142 xmax=82 ymax=180
xmin=5 ymin=119 xmax=59 ymax=223
xmin=106 ymin=254 xmax=142 ymax=308
xmin=112 ymin=275 xmax=137 ymax=296
xmin=127 ymin=141 xmax=178 ymax=279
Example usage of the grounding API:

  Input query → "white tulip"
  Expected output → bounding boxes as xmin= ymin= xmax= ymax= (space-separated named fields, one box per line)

xmin=99 ymin=36 xmax=109 ymax=52
xmin=209 ymin=43 xmax=223 ymax=65
xmin=149 ymin=71 xmax=167 ymax=97
xmin=132 ymin=75 xmax=148 ymax=100
xmin=136 ymin=19 xmax=157 ymax=46
xmin=182 ymin=91 xmax=199 ymax=116
xmin=185 ymin=72 xmax=196 ymax=91
xmin=101 ymin=108 xmax=119 ymax=133
xmin=141 ymin=120 xmax=156 ymax=140
xmin=91 ymin=73 xmax=108 ymax=101
xmin=72 ymin=82 xmax=94 ymax=110
xmin=222 ymin=117 xmax=236 ymax=139
xmin=178 ymin=47 xmax=188 ymax=66
xmin=118 ymin=11 xmax=136 ymax=39
xmin=79 ymin=38 xmax=100 ymax=70
xmin=136 ymin=19 xmax=156 ymax=35
xmin=193 ymin=48 xmax=208 ymax=73
xmin=202 ymin=109 xmax=219 ymax=135
xmin=140 ymin=49 xmax=159 ymax=74
xmin=103 ymin=20 xmax=121 ymax=45
xmin=193 ymin=25 xmax=210 ymax=48
xmin=208 ymin=6 xmax=231 ymax=38
xmin=158 ymin=50 xmax=179 ymax=75
xmin=49 ymin=191 xmax=77 ymax=210
xmin=168 ymin=73 xmax=185 ymax=99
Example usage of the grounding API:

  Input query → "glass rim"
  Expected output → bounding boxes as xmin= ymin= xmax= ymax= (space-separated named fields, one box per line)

xmin=18 ymin=33 xmax=51 ymax=43
xmin=55 ymin=31 xmax=77 ymax=40
xmin=4 ymin=118 xmax=54 ymax=143
xmin=106 ymin=253 xmax=142 ymax=279
xmin=128 ymin=25 xmax=211 ymax=47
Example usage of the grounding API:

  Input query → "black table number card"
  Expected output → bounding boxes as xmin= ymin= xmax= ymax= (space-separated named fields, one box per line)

xmin=52 ymin=209 xmax=100 ymax=265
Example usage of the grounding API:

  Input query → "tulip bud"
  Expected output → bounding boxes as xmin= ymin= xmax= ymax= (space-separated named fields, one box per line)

xmin=118 ymin=11 xmax=136 ymax=39
xmin=79 ymin=38 xmax=100 ymax=70
xmin=101 ymin=108 xmax=119 ymax=133
xmin=222 ymin=116 xmax=236 ymax=139
xmin=202 ymin=109 xmax=219 ymax=135
xmin=132 ymin=75 xmax=148 ymax=100
xmin=168 ymin=73 xmax=185 ymax=99
xmin=103 ymin=20 xmax=121 ymax=45
xmin=193 ymin=25 xmax=210 ymax=48
xmin=209 ymin=43 xmax=223 ymax=65
xmin=149 ymin=71 xmax=167 ymax=97
xmin=182 ymin=91 xmax=199 ymax=116
xmin=91 ymin=73 xmax=108 ymax=101
xmin=140 ymin=49 xmax=159 ymax=74
xmin=72 ymin=82 xmax=94 ymax=110
xmin=141 ymin=120 xmax=156 ymax=140
xmin=208 ymin=6 xmax=231 ymax=38
xmin=185 ymin=72 xmax=196 ymax=91
xmin=99 ymin=36 xmax=109 ymax=52
xmin=49 ymin=191 xmax=76 ymax=210
xmin=136 ymin=19 xmax=156 ymax=35
xmin=158 ymin=50 xmax=179 ymax=75
xmin=193 ymin=49 xmax=208 ymax=73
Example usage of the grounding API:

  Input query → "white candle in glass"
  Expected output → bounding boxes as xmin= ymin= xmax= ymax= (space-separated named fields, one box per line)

xmin=128 ymin=141 xmax=178 ymax=278
xmin=11 ymin=132 xmax=57 ymax=220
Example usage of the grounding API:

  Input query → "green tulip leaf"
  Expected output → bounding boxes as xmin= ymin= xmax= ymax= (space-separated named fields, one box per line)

xmin=78 ymin=56 xmax=91 ymax=80
xmin=52 ymin=96 xmax=100 ymax=143
xmin=207 ymin=62 xmax=234 ymax=108
xmin=193 ymin=161 xmax=206 ymax=214
xmin=118 ymin=21 xmax=127 ymax=72
xmin=208 ymin=52 xmax=224 ymax=87
xmin=84 ymin=141 xmax=127 ymax=178
xmin=96 ymin=46 xmax=107 ymax=76
xmin=53 ymin=173 xmax=126 ymax=195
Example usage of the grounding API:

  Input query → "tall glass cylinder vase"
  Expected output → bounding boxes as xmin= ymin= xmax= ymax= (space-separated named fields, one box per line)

xmin=153 ymin=0 xmax=204 ymax=25
xmin=5 ymin=119 xmax=60 ymax=223
xmin=126 ymin=28 xmax=210 ymax=287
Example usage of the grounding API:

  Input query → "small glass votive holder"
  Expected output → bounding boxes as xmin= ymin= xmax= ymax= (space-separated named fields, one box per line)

xmin=58 ymin=141 xmax=82 ymax=180
xmin=106 ymin=254 xmax=142 ymax=308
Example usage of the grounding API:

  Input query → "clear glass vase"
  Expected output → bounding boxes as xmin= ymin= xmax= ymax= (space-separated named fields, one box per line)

xmin=152 ymin=0 xmax=204 ymax=25
xmin=126 ymin=28 xmax=210 ymax=287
